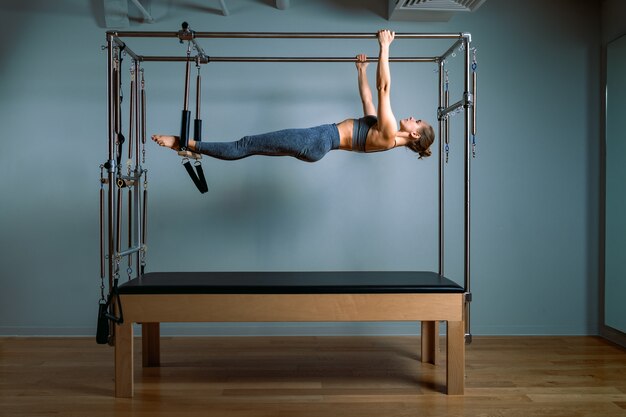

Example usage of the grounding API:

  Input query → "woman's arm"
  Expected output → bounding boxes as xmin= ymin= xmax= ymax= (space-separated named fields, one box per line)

xmin=375 ymin=30 xmax=398 ymax=145
xmin=356 ymin=54 xmax=376 ymax=116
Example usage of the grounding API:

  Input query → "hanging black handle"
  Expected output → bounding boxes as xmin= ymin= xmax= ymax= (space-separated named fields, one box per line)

xmin=116 ymin=132 xmax=125 ymax=166
xmin=95 ymin=282 xmax=124 ymax=344
xmin=194 ymin=67 xmax=202 ymax=142
xmin=183 ymin=159 xmax=208 ymax=193
xmin=96 ymin=302 xmax=110 ymax=344
xmin=104 ymin=286 xmax=124 ymax=325
xmin=194 ymin=119 xmax=202 ymax=142
xmin=180 ymin=110 xmax=191 ymax=150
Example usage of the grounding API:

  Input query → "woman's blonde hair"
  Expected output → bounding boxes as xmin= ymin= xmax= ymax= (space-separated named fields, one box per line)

xmin=406 ymin=122 xmax=435 ymax=159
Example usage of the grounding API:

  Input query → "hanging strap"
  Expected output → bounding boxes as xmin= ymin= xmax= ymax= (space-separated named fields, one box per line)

xmin=179 ymin=45 xmax=208 ymax=194
xmin=105 ymin=278 xmax=124 ymax=324
xmin=95 ymin=278 xmax=124 ymax=344
xmin=182 ymin=158 xmax=208 ymax=193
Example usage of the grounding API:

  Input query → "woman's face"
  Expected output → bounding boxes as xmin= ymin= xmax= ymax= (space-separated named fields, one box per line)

xmin=400 ymin=117 xmax=424 ymax=139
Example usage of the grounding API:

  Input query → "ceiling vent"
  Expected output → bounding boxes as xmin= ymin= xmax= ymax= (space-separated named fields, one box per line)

xmin=388 ymin=0 xmax=487 ymax=21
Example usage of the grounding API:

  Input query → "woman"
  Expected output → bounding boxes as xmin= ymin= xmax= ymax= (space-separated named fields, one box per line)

xmin=152 ymin=30 xmax=435 ymax=162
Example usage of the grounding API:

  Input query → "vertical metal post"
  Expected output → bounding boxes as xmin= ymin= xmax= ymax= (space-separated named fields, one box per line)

xmin=196 ymin=66 xmax=201 ymax=120
xmin=126 ymin=64 xmax=134 ymax=272
xmin=180 ymin=42 xmax=192 ymax=149
xmin=99 ymin=170 xmax=105 ymax=280
xmin=472 ymin=62 xmax=477 ymax=158
xmin=463 ymin=35 xmax=472 ymax=343
xmin=107 ymin=36 xmax=122 ymax=345
xmin=134 ymin=62 xmax=142 ymax=276
xmin=142 ymin=172 xmax=148 ymax=248
xmin=106 ymin=35 xmax=116 ymax=291
xmin=472 ymin=71 xmax=477 ymax=137
xmin=183 ymin=43 xmax=191 ymax=109
xmin=438 ymin=60 xmax=445 ymax=276
xmin=135 ymin=63 xmax=141 ymax=167
xmin=140 ymin=69 xmax=148 ymax=272
xmin=445 ymin=74 xmax=450 ymax=159
xmin=117 ymin=188 xmax=123 ymax=253
xmin=127 ymin=187 xmax=132 ymax=272
xmin=128 ymin=66 xmax=134 ymax=160
xmin=141 ymin=71 xmax=147 ymax=150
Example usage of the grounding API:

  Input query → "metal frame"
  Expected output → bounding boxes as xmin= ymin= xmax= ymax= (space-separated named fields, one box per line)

xmin=102 ymin=29 xmax=475 ymax=342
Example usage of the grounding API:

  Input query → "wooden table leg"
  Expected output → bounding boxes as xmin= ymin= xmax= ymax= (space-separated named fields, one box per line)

xmin=446 ymin=320 xmax=465 ymax=395
xmin=142 ymin=322 xmax=160 ymax=367
xmin=421 ymin=321 xmax=439 ymax=364
xmin=115 ymin=321 xmax=134 ymax=398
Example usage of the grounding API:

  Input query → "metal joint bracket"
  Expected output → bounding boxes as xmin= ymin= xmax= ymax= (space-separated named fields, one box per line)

xmin=437 ymin=106 xmax=445 ymax=121
xmin=464 ymin=292 xmax=472 ymax=303
xmin=465 ymin=333 xmax=473 ymax=344
xmin=178 ymin=22 xmax=194 ymax=42
xmin=178 ymin=31 xmax=194 ymax=42
xmin=104 ymin=159 xmax=117 ymax=173
xmin=462 ymin=32 xmax=472 ymax=43
xmin=464 ymin=92 xmax=474 ymax=108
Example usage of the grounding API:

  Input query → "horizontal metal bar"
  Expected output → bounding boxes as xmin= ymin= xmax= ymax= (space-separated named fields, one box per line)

xmin=440 ymin=38 xmax=464 ymax=61
xmin=116 ymin=245 xmax=143 ymax=258
xmin=437 ymin=98 xmax=465 ymax=120
xmin=111 ymin=36 xmax=141 ymax=62
xmin=138 ymin=55 xmax=438 ymax=63
xmin=107 ymin=31 xmax=465 ymax=40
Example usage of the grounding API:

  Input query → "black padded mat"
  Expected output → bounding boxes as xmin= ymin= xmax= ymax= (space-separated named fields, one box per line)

xmin=118 ymin=271 xmax=464 ymax=294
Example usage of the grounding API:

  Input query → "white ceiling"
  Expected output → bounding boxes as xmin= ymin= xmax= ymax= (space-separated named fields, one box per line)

xmin=103 ymin=0 xmax=487 ymax=28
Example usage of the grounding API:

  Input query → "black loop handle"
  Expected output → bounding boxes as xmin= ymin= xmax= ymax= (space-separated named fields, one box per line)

xmin=180 ymin=110 xmax=191 ymax=150
xmin=183 ymin=159 xmax=208 ymax=193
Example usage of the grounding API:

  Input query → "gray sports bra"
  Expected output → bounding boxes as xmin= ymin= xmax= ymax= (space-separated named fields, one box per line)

xmin=351 ymin=115 xmax=377 ymax=152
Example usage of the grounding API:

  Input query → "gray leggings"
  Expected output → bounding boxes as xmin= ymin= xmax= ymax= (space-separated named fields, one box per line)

xmin=194 ymin=123 xmax=340 ymax=163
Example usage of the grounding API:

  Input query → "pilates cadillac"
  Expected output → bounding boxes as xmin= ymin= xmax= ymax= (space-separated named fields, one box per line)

xmin=98 ymin=23 xmax=477 ymax=397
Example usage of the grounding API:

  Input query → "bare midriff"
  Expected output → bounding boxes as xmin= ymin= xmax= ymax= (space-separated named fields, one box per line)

xmin=336 ymin=119 xmax=355 ymax=150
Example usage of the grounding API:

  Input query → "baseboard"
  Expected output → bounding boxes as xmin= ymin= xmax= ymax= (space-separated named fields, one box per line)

xmin=600 ymin=324 xmax=626 ymax=348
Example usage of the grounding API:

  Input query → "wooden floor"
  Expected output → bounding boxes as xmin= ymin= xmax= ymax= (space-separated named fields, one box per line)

xmin=1 ymin=335 xmax=625 ymax=417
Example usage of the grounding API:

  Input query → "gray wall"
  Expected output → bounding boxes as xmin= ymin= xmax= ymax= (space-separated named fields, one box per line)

xmin=0 ymin=0 xmax=601 ymax=336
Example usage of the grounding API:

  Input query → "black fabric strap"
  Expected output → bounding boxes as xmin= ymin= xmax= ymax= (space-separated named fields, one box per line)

xmin=96 ymin=302 xmax=110 ymax=344
xmin=96 ymin=278 xmax=124 ymax=344
xmin=183 ymin=160 xmax=208 ymax=193
xmin=104 ymin=278 xmax=124 ymax=324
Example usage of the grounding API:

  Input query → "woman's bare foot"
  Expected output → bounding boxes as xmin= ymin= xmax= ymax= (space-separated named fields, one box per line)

xmin=151 ymin=134 xmax=180 ymax=151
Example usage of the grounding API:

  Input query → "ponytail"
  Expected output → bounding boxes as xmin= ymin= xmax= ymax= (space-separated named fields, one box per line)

xmin=406 ymin=123 xmax=435 ymax=159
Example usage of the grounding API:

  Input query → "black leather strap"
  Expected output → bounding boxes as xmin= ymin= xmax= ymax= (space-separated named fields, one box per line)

xmin=96 ymin=278 xmax=124 ymax=344
xmin=183 ymin=159 xmax=208 ymax=193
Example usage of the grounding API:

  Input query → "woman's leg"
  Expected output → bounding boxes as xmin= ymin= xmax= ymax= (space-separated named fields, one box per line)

xmin=154 ymin=124 xmax=340 ymax=163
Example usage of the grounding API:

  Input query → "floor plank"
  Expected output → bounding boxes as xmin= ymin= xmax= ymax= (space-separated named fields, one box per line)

xmin=1 ymin=336 xmax=625 ymax=417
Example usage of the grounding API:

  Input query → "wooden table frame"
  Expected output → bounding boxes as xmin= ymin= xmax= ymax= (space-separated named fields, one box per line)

xmin=114 ymin=292 xmax=465 ymax=397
